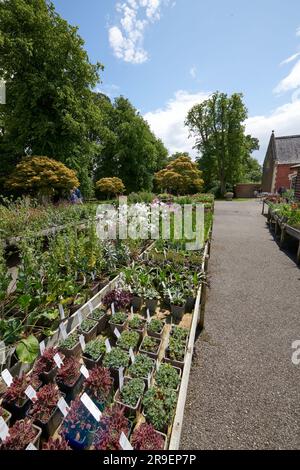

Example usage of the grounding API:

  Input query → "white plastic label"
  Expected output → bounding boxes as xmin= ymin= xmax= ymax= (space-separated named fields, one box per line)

xmin=147 ymin=372 xmax=151 ymax=389
xmin=130 ymin=306 xmax=134 ymax=315
xmin=0 ymin=417 xmax=9 ymax=442
xmin=129 ymin=347 xmax=135 ymax=363
xmin=111 ymin=302 xmax=115 ymax=315
xmin=59 ymin=322 xmax=67 ymax=340
xmin=168 ymin=289 xmax=173 ymax=302
xmin=88 ymin=302 xmax=93 ymax=314
xmin=40 ymin=341 xmax=46 ymax=355
xmin=105 ymin=338 xmax=112 ymax=353
xmin=119 ymin=431 xmax=133 ymax=451
xmin=25 ymin=385 xmax=37 ymax=401
xmin=114 ymin=328 xmax=121 ymax=339
xmin=54 ymin=353 xmax=63 ymax=369
xmin=59 ymin=303 xmax=65 ymax=320
xmin=119 ymin=367 xmax=124 ymax=390
xmin=146 ymin=308 xmax=151 ymax=323
xmin=26 ymin=443 xmax=37 ymax=450
xmin=80 ymin=364 xmax=89 ymax=379
xmin=77 ymin=310 xmax=83 ymax=325
xmin=0 ymin=341 xmax=6 ymax=365
xmin=79 ymin=334 xmax=86 ymax=351
xmin=1 ymin=369 xmax=13 ymax=387
xmin=80 ymin=393 xmax=102 ymax=422
xmin=57 ymin=397 xmax=70 ymax=418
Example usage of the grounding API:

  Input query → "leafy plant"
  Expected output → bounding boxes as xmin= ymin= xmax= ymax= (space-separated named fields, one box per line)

xmin=0 ymin=419 xmax=38 ymax=450
xmin=61 ymin=397 xmax=99 ymax=443
xmin=110 ymin=311 xmax=127 ymax=326
xmin=83 ymin=366 xmax=113 ymax=404
xmin=142 ymin=387 xmax=177 ymax=431
xmin=168 ymin=337 xmax=185 ymax=362
xmin=128 ymin=354 xmax=154 ymax=379
xmin=118 ymin=378 xmax=144 ymax=408
xmin=84 ymin=338 xmax=106 ymax=361
xmin=103 ymin=289 xmax=132 ymax=311
xmin=144 ymin=287 xmax=160 ymax=300
xmin=103 ymin=347 xmax=130 ymax=369
xmin=56 ymin=357 xmax=81 ymax=387
xmin=131 ymin=423 xmax=165 ymax=450
xmin=170 ymin=289 xmax=186 ymax=307
xmin=156 ymin=364 xmax=180 ymax=390
xmin=89 ymin=308 xmax=106 ymax=321
xmin=3 ymin=373 xmax=41 ymax=406
xmin=43 ymin=437 xmax=71 ymax=450
xmin=116 ymin=330 xmax=140 ymax=351
xmin=141 ymin=336 xmax=159 ymax=354
xmin=171 ymin=326 xmax=188 ymax=342
xmin=148 ymin=318 xmax=164 ymax=335
xmin=59 ymin=333 xmax=79 ymax=350
xmin=33 ymin=347 xmax=61 ymax=375
xmin=93 ymin=404 xmax=130 ymax=450
xmin=16 ymin=335 xmax=40 ymax=364
xmin=80 ymin=319 xmax=97 ymax=333
xmin=0 ymin=406 xmax=10 ymax=421
xmin=128 ymin=315 xmax=145 ymax=330
xmin=28 ymin=383 xmax=60 ymax=423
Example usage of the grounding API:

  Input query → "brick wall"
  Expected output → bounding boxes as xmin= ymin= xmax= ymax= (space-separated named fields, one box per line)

xmin=296 ymin=168 xmax=300 ymax=201
xmin=275 ymin=164 xmax=295 ymax=191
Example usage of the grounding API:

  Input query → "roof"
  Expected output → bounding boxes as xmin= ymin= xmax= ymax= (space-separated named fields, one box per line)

xmin=275 ymin=135 xmax=300 ymax=164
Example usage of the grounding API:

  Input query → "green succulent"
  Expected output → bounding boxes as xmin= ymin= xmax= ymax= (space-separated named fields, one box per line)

xmin=103 ymin=347 xmax=130 ymax=369
xmin=141 ymin=336 xmax=159 ymax=354
xmin=59 ymin=333 xmax=79 ymax=350
xmin=148 ymin=318 xmax=164 ymax=335
xmin=142 ymin=387 xmax=177 ymax=431
xmin=171 ymin=326 xmax=188 ymax=342
xmin=119 ymin=378 xmax=144 ymax=408
xmin=84 ymin=338 xmax=106 ymax=360
xmin=128 ymin=315 xmax=145 ymax=330
xmin=110 ymin=311 xmax=127 ymax=325
xmin=128 ymin=354 xmax=154 ymax=379
xmin=89 ymin=308 xmax=106 ymax=321
xmin=168 ymin=337 xmax=185 ymax=362
xmin=117 ymin=330 xmax=140 ymax=351
xmin=80 ymin=319 xmax=97 ymax=333
xmin=155 ymin=364 xmax=180 ymax=390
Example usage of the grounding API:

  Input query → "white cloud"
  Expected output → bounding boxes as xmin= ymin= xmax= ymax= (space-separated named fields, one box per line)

xmin=296 ymin=26 xmax=300 ymax=37
xmin=190 ymin=66 xmax=197 ymax=79
xmin=144 ymin=89 xmax=300 ymax=163
xmin=280 ymin=52 xmax=300 ymax=66
xmin=109 ymin=0 xmax=171 ymax=64
xmin=274 ymin=59 xmax=300 ymax=94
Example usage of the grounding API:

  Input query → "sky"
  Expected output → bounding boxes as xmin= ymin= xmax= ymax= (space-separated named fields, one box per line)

xmin=53 ymin=0 xmax=300 ymax=163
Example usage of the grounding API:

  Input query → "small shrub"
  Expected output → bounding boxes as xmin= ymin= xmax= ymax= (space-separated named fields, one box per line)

xmin=131 ymin=423 xmax=165 ymax=450
xmin=103 ymin=347 xmax=130 ymax=369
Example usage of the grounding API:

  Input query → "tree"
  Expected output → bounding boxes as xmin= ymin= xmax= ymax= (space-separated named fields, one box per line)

xmin=155 ymin=155 xmax=204 ymax=194
xmin=93 ymin=95 xmax=168 ymax=193
xmin=95 ymin=177 xmax=125 ymax=199
xmin=0 ymin=0 xmax=103 ymax=196
xmin=6 ymin=156 xmax=79 ymax=198
xmin=185 ymin=92 xmax=259 ymax=195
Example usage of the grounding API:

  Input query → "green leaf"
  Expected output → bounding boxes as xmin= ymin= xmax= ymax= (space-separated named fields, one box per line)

xmin=16 ymin=335 xmax=39 ymax=364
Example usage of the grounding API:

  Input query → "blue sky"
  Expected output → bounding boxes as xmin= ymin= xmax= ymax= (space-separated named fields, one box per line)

xmin=53 ymin=0 xmax=300 ymax=162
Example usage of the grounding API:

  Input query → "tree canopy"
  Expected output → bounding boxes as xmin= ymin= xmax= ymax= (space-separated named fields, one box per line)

xmin=155 ymin=155 xmax=204 ymax=195
xmin=185 ymin=92 xmax=259 ymax=195
xmin=95 ymin=177 xmax=125 ymax=199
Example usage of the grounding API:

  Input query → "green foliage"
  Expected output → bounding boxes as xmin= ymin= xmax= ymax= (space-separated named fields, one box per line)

xmin=110 ymin=311 xmax=127 ymax=325
xmin=171 ymin=326 xmax=188 ymax=342
xmin=168 ymin=336 xmax=186 ymax=362
xmin=103 ymin=347 xmax=130 ymax=369
xmin=89 ymin=308 xmax=106 ymax=321
xmin=156 ymin=364 xmax=180 ymax=390
xmin=142 ymin=387 xmax=177 ymax=431
xmin=128 ymin=354 xmax=154 ymax=379
xmin=80 ymin=319 xmax=97 ymax=333
xmin=84 ymin=338 xmax=106 ymax=361
xmin=241 ymin=156 xmax=262 ymax=183
xmin=119 ymin=378 xmax=144 ymax=408
xmin=127 ymin=192 xmax=156 ymax=204
xmin=128 ymin=315 xmax=145 ymax=331
xmin=155 ymin=155 xmax=204 ymax=195
xmin=16 ymin=335 xmax=39 ymax=364
xmin=116 ymin=330 xmax=140 ymax=350
xmin=141 ymin=336 xmax=159 ymax=353
xmin=148 ymin=318 xmax=164 ymax=335
xmin=59 ymin=333 xmax=79 ymax=350
xmin=186 ymin=92 xmax=259 ymax=195
xmin=271 ymin=202 xmax=300 ymax=229
xmin=95 ymin=177 xmax=125 ymax=199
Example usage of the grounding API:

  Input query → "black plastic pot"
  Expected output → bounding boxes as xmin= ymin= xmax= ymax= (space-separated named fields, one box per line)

xmin=109 ymin=319 xmax=126 ymax=334
xmin=83 ymin=352 xmax=104 ymax=369
xmin=170 ymin=304 xmax=185 ymax=321
xmin=32 ymin=403 xmax=64 ymax=439
xmin=88 ymin=312 xmax=108 ymax=334
xmin=39 ymin=366 xmax=58 ymax=384
xmin=185 ymin=296 xmax=196 ymax=313
xmin=79 ymin=321 xmax=98 ymax=342
xmin=59 ymin=340 xmax=81 ymax=358
xmin=144 ymin=299 xmax=158 ymax=314
xmin=2 ymin=397 xmax=31 ymax=422
xmin=131 ymin=296 xmax=143 ymax=312
xmin=57 ymin=373 xmax=85 ymax=403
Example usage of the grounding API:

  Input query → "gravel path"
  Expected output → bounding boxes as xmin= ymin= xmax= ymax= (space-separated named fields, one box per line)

xmin=180 ymin=200 xmax=300 ymax=450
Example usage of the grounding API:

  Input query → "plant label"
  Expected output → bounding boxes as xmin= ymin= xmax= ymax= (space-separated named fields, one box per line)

xmin=26 ymin=443 xmax=37 ymax=450
xmin=57 ymin=397 xmax=70 ymax=418
xmin=0 ymin=341 xmax=6 ymax=365
xmin=162 ymin=281 xmax=166 ymax=289
xmin=1 ymin=369 xmax=13 ymax=387
xmin=77 ymin=310 xmax=83 ymax=325
xmin=25 ymin=385 xmax=37 ymax=401
xmin=59 ymin=322 xmax=67 ymax=340
xmin=119 ymin=431 xmax=133 ymax=451
xmin=80 ymin=364 xmax=89 ymax=379
xmin=168 ymin=289 xmax=173 ymax=302
xmin=80 ymin=393 xmax=102 ymax=422
xmin=130 ymin=306 xmax=134 ymax=315
xmin=54 ymin=353 xmax=63 ymax=369
xmin=114 ymin=328 xmax=121 ymax=339
xmin=146 ymin=308 xmax=151 ymax=323
xmin=79 ymin=334 xmax=86 ymax=351
xmin=59 ymin=303 xmax=65 ymax=320
xmin=88 ymin=302 xmax=93 ymax=314
xmin=91 ymin=271 xmax=95 ymax=281
xmin=129 ymin=347 xmax=135 ymax=363
xmin=118 ymin=367 xmax=124 ymax=390
xmin=105 ymin=338 xmax=112 ymax=353
xmin=0 ymin=417 xmax=9 ymax=442
xmin=147 ymin=372 xmax=151 ymax=389
xmin=40 ymin=341 xmax=46 ymax=355
xmin=156 ymin=360 xmax=160 ymax=372
xmin=111 ymin=302 xmax=115 ymax=315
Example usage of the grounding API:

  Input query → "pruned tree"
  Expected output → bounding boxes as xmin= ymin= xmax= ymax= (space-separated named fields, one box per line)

xmin=155 ymin=155 xmax=204 ymax=195
xmin=95 ymin=177 xmax=125 ymax=199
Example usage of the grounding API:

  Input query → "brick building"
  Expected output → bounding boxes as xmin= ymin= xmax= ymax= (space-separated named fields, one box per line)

xmin=261 ymin=132 xmax=300 ymax=193
xmin=293 ymin=165 xmax=300 ymax=200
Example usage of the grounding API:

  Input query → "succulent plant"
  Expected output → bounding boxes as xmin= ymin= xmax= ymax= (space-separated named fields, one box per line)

xmin=103 ymin=347 xmax=130 ymax=369
xmin=140 ymin=336 xmax=159 ymax=354
xmin=80 ymin=319 xmax=97 ymax=333
xmin=128 ymin=315 xmax=145 ymax=330
xmin=103 ymin=289 xmax=132 ymax=311
xmin=59 ymin=333 xmax=79 ymax=350
xmin=0 ymin=406 xmax=10 ymax=421
xmin=83 ymin=366 xmax=113 ymax=403
xmin=142 ymin=387 xmax=177 ymax=432
xmin=118 ymin=378 xmax=144 ymax=408
xmin=131 ymin=423 xmax=165 ymax=450
xmin=61 ymin=398 xmax=99 ymax=444
xmin=33 ymin=347 xmax=61 ymax=375
xmin=28 ymin=383 xmax=60 ymax=423
xmin=84 ymin=338 xmax=106 ymax=361
xmin=0 ymin=419 xmax=38 ymax=450
xmin=93 ymin=405 xmax=129 ymax=450
xmin=128 ymin=354 xmax=154 ymax=379
xmin=56 ymin=356 xmax=81 ymax=387
xmin=168 ymin=337 xmax=185 ymax=362
xmin=89 ymin=308 xmax=106 ymax=321
xmin=109 ymin=311 xmax=127 ymax=325
xmin=148 ymin=318 xmax=164 ymax=335
xmin=171 ymin=326 xmax=188 ymax=342
xmin=43 ymin=437 xmax=71 ymax=450
xmin=116 ymin=330 xmax=140 ymax=351
xmin=2 ymin=373 xmax=41 ymax=406
xmin=155 ymin=364 xmax=180 ymax=390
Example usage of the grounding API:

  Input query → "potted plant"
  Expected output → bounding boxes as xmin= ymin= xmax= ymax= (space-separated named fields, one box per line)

xmin=165 ymin=336 xmax=186 ymax=369
xmin=139 ymin=336 xmax=161 ymax=360
xmin=2 ymin=373 xmax=42 ymax=420
xmin=83 ymin=337 xmax=106 ymax=369
xmin=79 ymin=318 xmax=98 ymax=342
xmin=127 ymin=354 xmax=155 ymax=386
xmin=114 ymin=377 xmax=145 ymax=415
xmin=0 ymin=406 xmax=12 ymax=427
xmin=225 ymin=192 xmax=234 ymax=201
xmin=155 ymin=363 xmax=181 ymax=391
xmin=109 ymin=311 xmax=127 ymax=334
xmin=28 ymin=383 xmax=63 ymax=438
xmin=61 ymin=398 xmax=99 ymax=450
xmin=88 ymin=307 xmax=108 ymax=333
xmin=0 ymin=419 xmax=42 ymax=450
xmin=128 ymin=315 xmax=146 ymax=335
xmin=142 ymin=387 xmax=177 ymax=433
xmin=92 ymin=404 xmax=131 ymax=450
xmin=33 ymin=347 xmax=64 ymax=384
xmin=170 ymin=325 xmax=189 ymax=343
xmin=69 ymin=294 xmax=86 ymax=315
xmin=131 ymin=284 xmax=143 ymax=311
xmin=170 ymin=290 xmax=186 ymax=321
xmin=103 ymin=347 xmax=131 ymax=388
xmin=103 ymin=289 xmax=132 ymax=311
xmin=42 ymin=436 xmax=71 ymax=450
xmin=116 ymin=330 xmax=140 ymax=352
xmin=147 ymin=318 xmax=164 ymax=339
xmin=56 ymin=356 xmax=83 ymax=402
xmin=59 ymin=332 xmax=81 ymax=358
xmin=83 ymin=366 xmax=113 ymax=411
xmin=131 ymin=423 xmax=166 ymax=450
xmin=144 ymin=287 xmax=160 ymax=314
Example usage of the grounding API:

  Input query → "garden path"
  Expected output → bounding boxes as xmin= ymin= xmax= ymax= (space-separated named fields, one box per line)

xmin=180 ymin=200 xmax=300 ymax=449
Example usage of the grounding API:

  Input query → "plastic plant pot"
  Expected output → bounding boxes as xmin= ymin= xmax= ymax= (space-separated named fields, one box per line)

xmin=88 ymin=311 xmax=108 ymax=334
xmin=31 ymin=403 xmax=64 ymax=439
xmin=90 ymin=281 xmax=101 ymax=297
xmin=144 ymin=299 xmax=158 ymax=315
xmin=164 ymin=348 xmax=186 ymax=370
xmin=59 ymin=340 xmax=81 ymax=358
xmin=58 ymin=374 xmax=85 ymax=404
xmin=114 ymin=378 xmax=145 ymax=417
xmin=130 ymin=426 xmax=168 ymax=450
xmin=185 ymin=296 xmax=196 ymax=313
xmin=154 ymin=364 xmax=182 ymax=392
xmin=65 ymin=429 xmax=95 ymax=451
xmin=79 ymin=321 xmax=98 ymax=343
xmin=131 ymin=296 xmax=143 ymax=312
xmin=2 ymin=397 xmax=31 ymax=422
xmin=0 ymin=408 xmax=12 ymax=427
xmin=109 ymin=319 xmax=127 ymax=334
xmin=83 ymin=351 xmax=104 ymax=370
xmin=39 ymin=366 xmax=59 ymax=384
xmin=139 ymin=337 xmax=161 ymax=360
xmin=170 ymin=304 xmax=185 ymax=321
xmin=147 ymin=320 xmax=165 ymax=339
